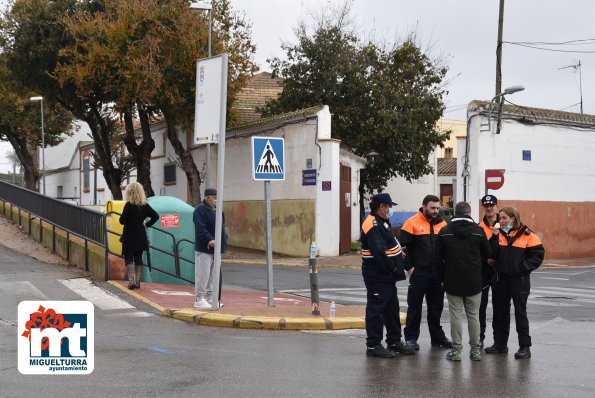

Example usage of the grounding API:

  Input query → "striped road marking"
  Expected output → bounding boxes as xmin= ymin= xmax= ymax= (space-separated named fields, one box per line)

xmin=281 ymin=286 xmax=595 ymax=308
xmin=59 ymin=278 xmax=134 ymax=310
xmin=0 ymin=281 xmax=49 ymax=301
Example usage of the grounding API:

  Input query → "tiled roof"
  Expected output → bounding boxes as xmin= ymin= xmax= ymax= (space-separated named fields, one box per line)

xmin=244 ymin=71 xmax=283 ymax=89
xmin=437 ymin=158 xmax=457 ymax=176
xmin=232 ymin=72 xmax=283 ymax=126
xmin=228 ymin=105 xmax=325 ymax=136
xmin=469 ymin=100 xmax=595 ymax=126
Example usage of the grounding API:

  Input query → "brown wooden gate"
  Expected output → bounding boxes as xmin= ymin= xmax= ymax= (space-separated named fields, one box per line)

xmin=339 ymin=165 xmax=352 ymax=254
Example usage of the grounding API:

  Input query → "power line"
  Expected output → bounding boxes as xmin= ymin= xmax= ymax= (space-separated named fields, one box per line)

xmin=504 ymin=42 xmax=595 ymax=54
xmin=511 ymin=39 xmax=595 ymax=46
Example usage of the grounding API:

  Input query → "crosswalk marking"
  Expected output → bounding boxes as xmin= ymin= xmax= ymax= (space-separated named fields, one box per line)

xmin=280 ymin=285 xmax=595 ymax=308
xmin=0 ymin=281 xmax=49 ymax=301
xmin=104 ymin=311 xmax=151 ymax=318
xmin=58 ymin=278 xmax=134 ymax=310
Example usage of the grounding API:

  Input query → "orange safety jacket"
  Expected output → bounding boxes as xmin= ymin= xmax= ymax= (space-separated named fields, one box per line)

xmin=399 ymin=209 xmax=447 ymax=271
xmin=490 ymin=225 xmax=545 ymax=276
xmin=479 ymin=214 xmax=499 ymax=239
xmin=360 ymin=213 xmax=406 ymax=283
xmin=479 ymin=214 xmax=499 ymax=285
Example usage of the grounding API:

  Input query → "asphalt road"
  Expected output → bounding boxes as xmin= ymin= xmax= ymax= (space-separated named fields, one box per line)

xmin=223 ymin=262 xmax=595 ymax=323
xmin=1 ymin=246 xmax=594 ymax=397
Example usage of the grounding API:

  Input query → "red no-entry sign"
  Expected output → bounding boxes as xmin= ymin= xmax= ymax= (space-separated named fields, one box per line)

xmin=485 ymin=169 xmax=505 ymax=190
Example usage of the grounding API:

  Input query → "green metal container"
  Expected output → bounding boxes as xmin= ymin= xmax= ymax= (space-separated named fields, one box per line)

xmin=142 ymin=196 xmax=196 ymax=286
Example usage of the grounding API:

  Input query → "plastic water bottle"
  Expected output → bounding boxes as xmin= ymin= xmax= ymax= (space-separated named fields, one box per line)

xmin=329 ymin=301 xmax=336 ymax=318
xmin=310 ymin=242 xmax=317 ymax=258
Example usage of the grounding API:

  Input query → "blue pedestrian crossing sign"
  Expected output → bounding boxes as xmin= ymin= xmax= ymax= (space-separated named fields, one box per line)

xmin=251 ymin=137 xmax=285 ymax=181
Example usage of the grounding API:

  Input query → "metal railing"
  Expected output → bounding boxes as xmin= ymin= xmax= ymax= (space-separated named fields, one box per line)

xmin=0 ymin=181 xmax=106 ymax=272
xmin=0 ymin=181 xmax=105 ymax=245
xmin=0 ymin=181 xmax=197 ymax=284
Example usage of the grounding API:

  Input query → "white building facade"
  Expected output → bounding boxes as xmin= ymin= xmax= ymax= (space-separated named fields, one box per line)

xmin=457 ymin=101 xmax=595 ymax=259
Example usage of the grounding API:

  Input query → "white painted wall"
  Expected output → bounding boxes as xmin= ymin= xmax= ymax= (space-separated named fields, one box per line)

xmin=316 ymin=139 xmax=340 ymax=256
xmin=458 ymin=110 xmax=595 ymax=220
xmin=210 ymin=120 xmax=319 ymax=202
xmin=381 ymin=151 xmax=439 ymax=212
xmin=44 ymin=121 xmax=91 ymax=170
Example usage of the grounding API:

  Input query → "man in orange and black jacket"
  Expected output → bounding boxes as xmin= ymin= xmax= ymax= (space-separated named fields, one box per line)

xmin=478 ymin=194 xmax=499 ymax=347
xmin=400 ymin=195 xmax=451 ymax=350
xmin=360 ymin=193 xmax=415 ymax=358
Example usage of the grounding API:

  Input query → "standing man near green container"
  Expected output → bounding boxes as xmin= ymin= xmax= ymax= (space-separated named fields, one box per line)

xmin=193 ymin=188 xmax=228 ymax=309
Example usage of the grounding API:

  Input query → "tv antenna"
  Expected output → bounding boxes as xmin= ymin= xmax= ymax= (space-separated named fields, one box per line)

xmin=559 ymin=61 xmax=583 ymax=114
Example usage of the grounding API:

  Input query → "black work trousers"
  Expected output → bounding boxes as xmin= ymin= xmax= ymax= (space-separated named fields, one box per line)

xmin=479 ymin=285 xmax=491 ymax=342
xmin=403 ymin=269 xmax=447 ymax=343
xmin=364 ymin=281 xmax=402 ymax=347
xmin=492 ymin=273 xmax=532 ymax=347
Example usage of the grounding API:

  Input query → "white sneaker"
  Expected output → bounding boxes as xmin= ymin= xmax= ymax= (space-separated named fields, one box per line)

xmin=193 ymin=298 xmax=212 ymax=309
xmin=208 ymin=301 xmax=224 ymax=308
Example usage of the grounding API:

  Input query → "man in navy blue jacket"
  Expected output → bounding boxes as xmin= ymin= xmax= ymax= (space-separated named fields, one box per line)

xmin=193 ymin=188 xmax=228 ymax=309
xmin=360 ymin=193 xmax=415 ymax=358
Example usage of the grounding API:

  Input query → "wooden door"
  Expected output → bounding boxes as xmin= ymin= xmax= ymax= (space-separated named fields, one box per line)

xmin=339 ymin=165 xmax=352 ymax=254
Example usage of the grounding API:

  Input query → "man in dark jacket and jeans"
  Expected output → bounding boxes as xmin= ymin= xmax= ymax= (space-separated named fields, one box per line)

xmin=193 ymin=188 xmax=228 ymax=309
xmin=360 ymin=193 xmax=415 ymax=358
xmin=434 ymin=202 xmax=490 ymax=361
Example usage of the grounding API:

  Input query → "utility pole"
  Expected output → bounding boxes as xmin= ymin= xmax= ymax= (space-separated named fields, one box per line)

xmin=495 ymin=0 xmax=505 ymax=100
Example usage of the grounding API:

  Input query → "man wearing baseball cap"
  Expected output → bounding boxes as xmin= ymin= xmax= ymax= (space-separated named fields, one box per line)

xmin=193 ymin=188 xmax=228 ymax=309
xmin=478 ymin=194 xmax=499 ymax=347
xmin=360 ymin=193 xmax=415 ymax=358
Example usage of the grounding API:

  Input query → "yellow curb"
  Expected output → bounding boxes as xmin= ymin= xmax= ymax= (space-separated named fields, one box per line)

xmin=108 ymin=281 xmax=406 ymax=330
xmin=237 ymin=316 xmax=283 ymax=330
xmin=170 ymin=309 xmax=206 ymax=323
xmin=196 ymin=312 xmax=241 ymax=328
xmin=327 ymin=317 xmax=366 ymax=330
xmin=108 ymin=280 xmax=167 ymax=314
xmin=280 ymin=317 xmax=328 ymax=330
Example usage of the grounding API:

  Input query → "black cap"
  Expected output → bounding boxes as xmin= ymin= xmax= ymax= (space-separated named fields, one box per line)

xmin=481 ymin=194 xmax=497 ymax=206
xmin=204 ymin=188 xmax=217 ymax=197
xmin=371 ymin=193 xmax=397 ymax=206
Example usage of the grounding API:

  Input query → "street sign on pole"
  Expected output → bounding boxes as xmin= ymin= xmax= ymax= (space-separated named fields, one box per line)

xmin=251 ymin=136 xmax=285 ymax=306
xmin=194 ymin=56 xmax=224 ymax=145
xmin=485 ymin=169 xmax=505 ymax=191
xmin=210 ymin=53 xmax=228 ymax=311
xmin=251 ymin=137 xmax=285 ymax=181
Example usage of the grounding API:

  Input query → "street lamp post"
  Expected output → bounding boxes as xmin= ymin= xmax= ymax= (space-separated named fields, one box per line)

xmin=30 ymin=96 xmax=45 ymax=195
xmin=487 ymin=85 xmax=525 ymax=134
xmin=190 ymin=1 xmax=213 ymax=190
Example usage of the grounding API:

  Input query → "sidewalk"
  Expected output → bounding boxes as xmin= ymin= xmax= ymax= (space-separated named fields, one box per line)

xmin=109 ymin=279 xmax=368 ymax=330
xmin=109 ymin=248 xmax=595 ymax=331
xmin=109 ymin=247 xmax=368 ymax=330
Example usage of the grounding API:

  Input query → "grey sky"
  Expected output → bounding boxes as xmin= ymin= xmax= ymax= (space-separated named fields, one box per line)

xmin=2 ymin=0 xmax=593 ymax=171
xmin=232 ymin=0 xmax=595 ymax=120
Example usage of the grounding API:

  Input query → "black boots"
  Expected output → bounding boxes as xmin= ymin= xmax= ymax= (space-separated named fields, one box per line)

xmin=388 ymin=340 xmax=416 ymax=355
xmin=366 ymin=345 xmax=396 ymax=358
xmin=484 ymin=344 xmax=509 ymax=354
xmin=514 ymin=346 xmax=531 ymax=359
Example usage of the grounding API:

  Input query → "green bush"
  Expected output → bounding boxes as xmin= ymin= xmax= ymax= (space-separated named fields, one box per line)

xmin=351 ymin=241 xmax=361 ymax=252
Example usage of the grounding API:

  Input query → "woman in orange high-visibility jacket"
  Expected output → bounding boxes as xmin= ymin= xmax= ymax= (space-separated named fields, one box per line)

xmin=485 ymin=207 xmax=544 ymax=360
